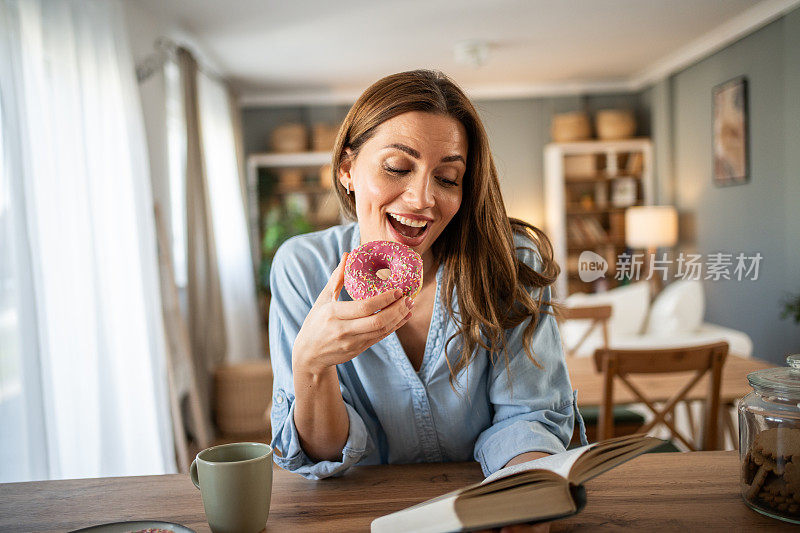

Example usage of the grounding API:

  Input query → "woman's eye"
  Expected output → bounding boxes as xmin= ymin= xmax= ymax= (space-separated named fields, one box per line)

xmin=383 ymin=165 xmax=409 ymax=175
xmin=383 ymin=163 xmax=458 ymax=185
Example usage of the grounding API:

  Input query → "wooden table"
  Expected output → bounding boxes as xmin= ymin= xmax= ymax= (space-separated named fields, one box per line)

xmin=1 ymin=452 xmax=795 ymax=532
xmin=567 ymin=354 xmax=772 ymax=406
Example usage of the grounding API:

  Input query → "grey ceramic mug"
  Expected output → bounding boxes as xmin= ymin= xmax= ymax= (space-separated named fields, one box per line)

xmin=190 ymin=442 xmax=273 ymax=533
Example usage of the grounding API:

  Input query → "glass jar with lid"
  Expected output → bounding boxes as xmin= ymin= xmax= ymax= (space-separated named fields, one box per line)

xmin=738 ymin=354 xmax=800 ymax=523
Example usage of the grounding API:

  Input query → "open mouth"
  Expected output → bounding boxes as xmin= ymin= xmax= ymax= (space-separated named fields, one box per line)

xmin=386 ymin=212 xmax=429 ymax=240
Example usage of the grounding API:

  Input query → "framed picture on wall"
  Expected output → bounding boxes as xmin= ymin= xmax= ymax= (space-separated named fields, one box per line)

xmin=712 ymin=76 xmax=749 ymax=186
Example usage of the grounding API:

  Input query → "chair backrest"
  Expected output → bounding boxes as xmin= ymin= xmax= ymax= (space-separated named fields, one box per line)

xmin=593 ymin=341 xmax=729 ymax=451
xmin=560 ymin=305 xmax=612 ymax=357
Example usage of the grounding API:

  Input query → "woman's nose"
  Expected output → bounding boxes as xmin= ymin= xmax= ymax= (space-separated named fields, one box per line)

xmin=404 ymin=173 xmax=435 ymax=209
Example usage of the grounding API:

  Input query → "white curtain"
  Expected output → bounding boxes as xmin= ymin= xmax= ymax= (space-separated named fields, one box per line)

xmin=165 ymin=58 xmax=188 ymax=290
xmin=0 ymin=0 xmax=175 ymax=481
xmin=196 ymin=71 xmax=262 ymax=362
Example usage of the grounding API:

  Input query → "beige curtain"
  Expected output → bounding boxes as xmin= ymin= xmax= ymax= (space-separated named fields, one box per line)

xmin=177 ymin=47 xmax=227 ymax=428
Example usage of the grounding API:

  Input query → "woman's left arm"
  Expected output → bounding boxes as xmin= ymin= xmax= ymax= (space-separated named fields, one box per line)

xmin=473 ymin=283 xmax=584 ymax=477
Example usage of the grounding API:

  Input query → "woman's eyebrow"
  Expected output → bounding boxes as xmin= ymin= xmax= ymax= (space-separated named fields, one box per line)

xmin=440 ymin=154 xmax=465 ymax=163
xmin=383 ymin=143 xmax=465 ymax=164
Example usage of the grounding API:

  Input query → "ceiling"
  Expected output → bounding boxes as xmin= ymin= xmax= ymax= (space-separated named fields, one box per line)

xmin=137 ymin=0 xmax=799 ymax=104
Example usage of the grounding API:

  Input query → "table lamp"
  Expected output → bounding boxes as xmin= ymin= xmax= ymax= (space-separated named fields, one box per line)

xmin=625 ymin=205 xmax=678 ymax=292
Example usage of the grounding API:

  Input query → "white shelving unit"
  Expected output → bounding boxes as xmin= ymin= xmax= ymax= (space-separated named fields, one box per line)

xmin=245 ymin=151 xmax=334 ymax=274
xmin=247 ymin=151 xmax=332 ymax=170
xmin=544 ymin=138 xmax=654 ymax=299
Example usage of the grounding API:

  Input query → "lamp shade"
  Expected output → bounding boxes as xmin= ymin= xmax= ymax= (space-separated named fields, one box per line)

xmin=625 ymin=206 xmax=678 ymax=248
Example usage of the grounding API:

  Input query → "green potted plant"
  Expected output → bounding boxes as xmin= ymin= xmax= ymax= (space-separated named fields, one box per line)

xmin=258 ymin=203 xmax=313 ymax=294
xmin=780 ymin=291 xmax=800 ymax=325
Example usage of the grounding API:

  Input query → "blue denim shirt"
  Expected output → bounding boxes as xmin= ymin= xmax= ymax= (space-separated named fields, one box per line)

xmin=269 ymin=222 xmax=586 ymax=480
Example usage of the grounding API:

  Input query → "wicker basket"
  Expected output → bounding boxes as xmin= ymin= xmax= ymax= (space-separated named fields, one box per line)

xmin=319 ymin=164 xmax=333 ymax=189
xmin=595 ymin=109 xmax=636 ymax=140
xmin=551 ymin=111 xmax=592 ymax=142
xmin=312 ymin=123 xmax=339 ymax=152
xmin=270 ymin=122 xmax=308 ymax=153
xmin=214 ymin=360 xmax=273 ymax=436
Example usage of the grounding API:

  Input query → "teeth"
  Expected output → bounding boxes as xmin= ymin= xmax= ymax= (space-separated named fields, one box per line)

xmin=389 ymin=213 xmax=427 ymax=228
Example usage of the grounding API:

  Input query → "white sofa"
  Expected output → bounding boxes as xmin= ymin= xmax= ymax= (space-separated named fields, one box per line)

xmin=560 ymin=280 xmax=753 ymax=358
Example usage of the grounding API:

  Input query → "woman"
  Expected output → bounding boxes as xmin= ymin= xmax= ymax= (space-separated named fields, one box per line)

xmin=269 ymin=70 xmax=585 ymax=491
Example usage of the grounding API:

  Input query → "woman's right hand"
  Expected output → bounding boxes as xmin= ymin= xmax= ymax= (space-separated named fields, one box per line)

xmin=292 ymin=252 xmax=414 ymax=376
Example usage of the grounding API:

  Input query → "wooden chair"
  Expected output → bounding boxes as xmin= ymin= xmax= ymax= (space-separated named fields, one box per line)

xmin=593 ymin=342 xmax=729 ymax=451
xmin=559 ymin=305 xmax=611 ymax=358
xmin=561 ymin=305 xmax=644 ymax=443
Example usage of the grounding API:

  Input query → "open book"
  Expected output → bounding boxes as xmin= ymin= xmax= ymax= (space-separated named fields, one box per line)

xmin=371 ymin=434 xmax=662 ymax=533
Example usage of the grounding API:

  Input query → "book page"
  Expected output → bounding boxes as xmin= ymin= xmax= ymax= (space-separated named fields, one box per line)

xmin=465 ymin=470 xmax=556 ymax=497
xmin=481 ymin=444 xmax=592 ymax=485
xmin=480 ymin=434 xmax=657 ymax=486
xmin=573 ymin=437 xmax=662 ymax=484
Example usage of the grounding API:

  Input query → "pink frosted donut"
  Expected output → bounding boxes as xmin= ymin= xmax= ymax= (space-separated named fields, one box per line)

xmin=344 ymin=241 xmax=423 ymax=301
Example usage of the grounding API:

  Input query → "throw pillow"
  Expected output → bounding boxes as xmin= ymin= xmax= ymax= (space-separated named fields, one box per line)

xmin=645 ymin=280 xmax=705 ymax=335
xmin=565 ymin=281 xmax=651 ymax=338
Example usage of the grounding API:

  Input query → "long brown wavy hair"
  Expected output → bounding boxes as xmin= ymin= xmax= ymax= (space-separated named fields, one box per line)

xmin=331 ymin=70 xmax=560 ymax=384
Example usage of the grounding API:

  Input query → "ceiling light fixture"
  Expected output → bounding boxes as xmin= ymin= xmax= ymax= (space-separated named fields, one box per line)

xmin=453 ymin=40 xmax=489 ymax=68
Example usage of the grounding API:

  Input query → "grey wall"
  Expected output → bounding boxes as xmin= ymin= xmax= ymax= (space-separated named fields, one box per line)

xmin=647 ymin=9 xmax=800 ymax=363
xmin=473 ymin=98 xmax=545 ymax=225
xmin=640 ymin=79 xmax=674 ymax=205
xmin=784 ymin=9 xmax=800 ymax=331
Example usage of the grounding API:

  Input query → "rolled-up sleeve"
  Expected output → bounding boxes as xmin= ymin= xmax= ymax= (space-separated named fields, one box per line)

xmin=268 ymin=238 xmax=371 ymax=479
xmin=474 ymin=262 xmax=585 ymax=476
